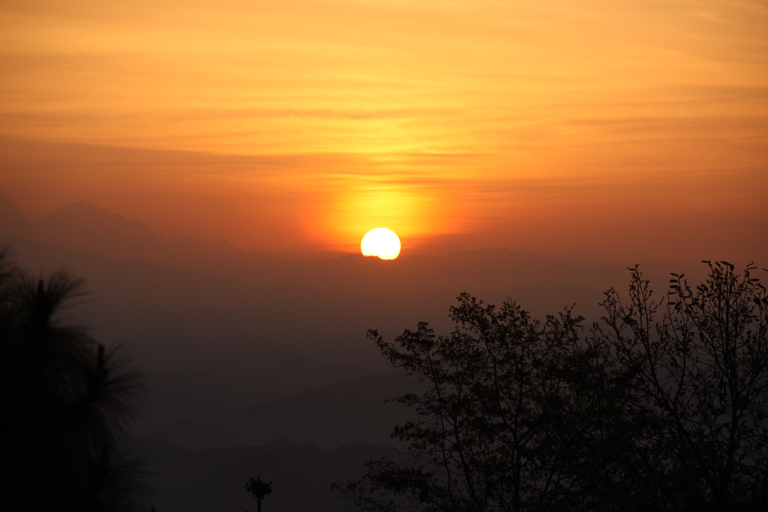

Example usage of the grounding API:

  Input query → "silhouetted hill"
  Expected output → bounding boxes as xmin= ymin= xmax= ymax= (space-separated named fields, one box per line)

xmin=0 ymin=191 xmax=680 ymax=455
xmin=36 ymin=201 xmax=165 ymax=255
xmin=142 ymin=372 xmax=417 ymax=449
xmin=0 ymin=190 xmax=32 ymax=236
xmin=0 ymin=191 xmax=257 ymax=271
xmin=0 ymin=190 xmax=646 ymax=298
xmin=128 ymin=437 xmax=396 ymax=512
xmin=0 ymin=234 xmax=448 ymax=422
xmin=0 ymin=232 xmax=618 ymax=427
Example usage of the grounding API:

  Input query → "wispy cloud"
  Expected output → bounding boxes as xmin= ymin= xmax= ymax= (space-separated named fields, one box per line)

xmin=1 ymin=0 xmax=766 ymax=261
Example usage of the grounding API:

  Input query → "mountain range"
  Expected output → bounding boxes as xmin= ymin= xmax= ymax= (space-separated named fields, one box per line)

xmin=0 ymin=190 xmax=642 ymax=297
xmin=0 ymin=190 xmax=674 ymax=511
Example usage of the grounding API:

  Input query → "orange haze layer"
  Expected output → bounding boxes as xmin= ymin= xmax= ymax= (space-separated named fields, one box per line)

xmin=1 ymin=0 xmax=766 ymax=262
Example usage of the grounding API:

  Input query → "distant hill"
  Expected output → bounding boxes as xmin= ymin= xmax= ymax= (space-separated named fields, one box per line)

xmin=0 ymin=190 xmax=639 ymax=298
xmin=0 ymin=227 xmax=613 ymax=435
xmin=128 ymin=437 xmax=397 ymax=512
xmin=0 ymin=190 xmax=666 ymax=452
xmin=0 ymin=191 xmax=32 ymax=235
xmin=0 ymin=190 xmax=256 ymax=271
xmin=0 ymin=234 xmax=448 ymax=424
xmin=0 ymin=191 xmax=695 ymax=512
xmin=142 ymin=371 xmax=417 ymax=449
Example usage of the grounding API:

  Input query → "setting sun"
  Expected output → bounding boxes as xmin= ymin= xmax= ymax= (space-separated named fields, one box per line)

xmin=1 ymin=0 xmax=766 ymax=507
xmin=361 ymin=228 xmax=401 ymax=260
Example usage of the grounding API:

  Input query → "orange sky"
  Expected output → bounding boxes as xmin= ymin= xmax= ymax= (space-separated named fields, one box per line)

xmin=1 ymin=0 xmax=766 ymax=262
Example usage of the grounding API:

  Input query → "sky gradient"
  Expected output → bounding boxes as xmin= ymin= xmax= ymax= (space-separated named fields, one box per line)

xmin=1 ymin=0 xmax=766 ymax=262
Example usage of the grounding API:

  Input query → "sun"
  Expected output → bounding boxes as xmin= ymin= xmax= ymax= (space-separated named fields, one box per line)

xmin=361 ymin=228 xmax=401 ymax=260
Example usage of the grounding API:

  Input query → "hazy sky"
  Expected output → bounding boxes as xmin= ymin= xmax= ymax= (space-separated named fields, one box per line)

xmin=1 ymin=0 xmax=766 ymax=261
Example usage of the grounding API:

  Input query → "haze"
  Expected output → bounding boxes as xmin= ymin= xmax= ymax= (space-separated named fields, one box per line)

xmin=2 ymin=0 xmax=766 ymax=261
xmin=1 ymin=1 xmax=766 ymax=510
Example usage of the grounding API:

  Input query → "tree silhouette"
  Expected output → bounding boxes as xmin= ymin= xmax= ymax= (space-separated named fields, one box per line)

xmin=0 ymin=248 xmax=143 ymax=511
xmin=245 ymin=476 xmax=273 ymax=512
xmin=336 ymin=292 xmax=584 ymax=512
xmin=582 ymin=261 xmax=768 ymax=511
xmin=336 ymin=261 xmax=768 ymax=512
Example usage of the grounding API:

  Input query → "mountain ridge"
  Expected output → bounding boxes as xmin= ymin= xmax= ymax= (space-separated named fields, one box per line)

xmin=142 ymin=371 xmax=417 ymax=449
xmin=0 ymin=192 xmax=257 ymax=270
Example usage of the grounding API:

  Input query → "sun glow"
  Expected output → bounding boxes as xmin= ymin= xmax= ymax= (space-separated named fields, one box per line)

xmin=361 ymin=228 xmax=401 ymax=260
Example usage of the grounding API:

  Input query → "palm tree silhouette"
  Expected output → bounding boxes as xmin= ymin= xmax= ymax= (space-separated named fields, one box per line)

xmin=0 ymin=248 xmax=143 ymax=511
xmin=245 ymin=476 xmax=273 ymax=512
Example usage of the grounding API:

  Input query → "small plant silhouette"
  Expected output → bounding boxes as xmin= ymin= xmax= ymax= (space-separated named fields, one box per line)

xmin=245 ymin=476 xmax=272 ymax=512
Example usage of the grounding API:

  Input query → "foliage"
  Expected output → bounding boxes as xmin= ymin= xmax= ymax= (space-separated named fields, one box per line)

xmin=336 ymin=261 xmax=768 ymax=512
xmin=246 ymin=476 xmax=273 ymax=512
xmin=586 ymin=261 xmax=768 ymax=511
xmin=0 ymin=248 xmax=144 ymax=512
xmin=336 ymin=292 xmax=584 ymax=512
